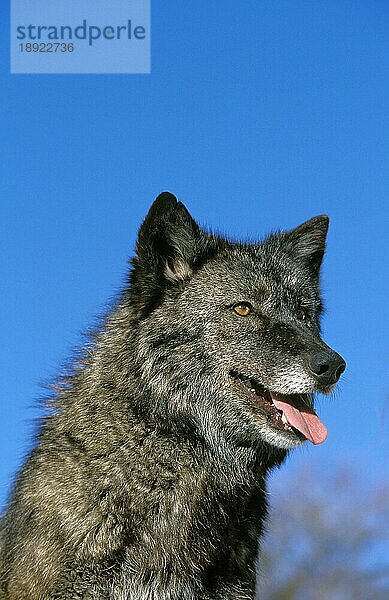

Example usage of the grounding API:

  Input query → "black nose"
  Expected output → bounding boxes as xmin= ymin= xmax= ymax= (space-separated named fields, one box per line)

xmin=308 ymin=350 xmax=346 ymax=385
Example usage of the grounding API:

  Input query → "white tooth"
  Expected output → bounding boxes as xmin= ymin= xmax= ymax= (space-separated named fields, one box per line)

xmin=250 ymin=388 xmax=255 ymax=392
xmin=281 ymin=412 xmax=288 ymax=425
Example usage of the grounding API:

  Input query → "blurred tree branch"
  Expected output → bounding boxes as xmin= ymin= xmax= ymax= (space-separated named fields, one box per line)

xmin=258 ymin=465 xmax=389 ymax=599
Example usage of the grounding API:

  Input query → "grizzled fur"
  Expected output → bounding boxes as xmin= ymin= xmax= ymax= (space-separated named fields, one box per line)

xmin=0 ymin=193 xmax=344 ymax=599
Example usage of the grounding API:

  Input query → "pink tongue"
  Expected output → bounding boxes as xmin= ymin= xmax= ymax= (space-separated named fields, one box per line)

xmin=271 ymin=394 xmax=328 ymax=445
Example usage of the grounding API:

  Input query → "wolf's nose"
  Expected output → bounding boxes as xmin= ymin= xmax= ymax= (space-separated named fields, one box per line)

xmin=308 ymin=351 xmax=346 ymax=385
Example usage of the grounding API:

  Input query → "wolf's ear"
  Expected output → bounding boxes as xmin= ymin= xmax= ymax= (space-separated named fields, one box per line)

xmin=130 ymin=193 xmax=201 ymax=312
xmin=136 ymin=192 xmax=200 ymax=281
xmin=284 ymin=215 xmax=329 ymax=274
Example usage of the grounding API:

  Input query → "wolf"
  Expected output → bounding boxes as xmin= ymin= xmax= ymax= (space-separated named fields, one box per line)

xmin=0 ymin=193 xmax=345 ymax=599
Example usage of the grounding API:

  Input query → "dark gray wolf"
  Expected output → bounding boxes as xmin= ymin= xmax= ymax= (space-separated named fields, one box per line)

xmin=0 ymin=193 xmax=345 ymax=599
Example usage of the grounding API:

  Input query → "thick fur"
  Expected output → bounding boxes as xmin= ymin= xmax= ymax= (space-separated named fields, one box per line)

xmin=0 ymin=193 xmax=345 ymax=599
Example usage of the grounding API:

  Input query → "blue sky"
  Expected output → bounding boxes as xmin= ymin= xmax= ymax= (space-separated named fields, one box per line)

xmin=1 ymin=0 xmax=388 ymax=526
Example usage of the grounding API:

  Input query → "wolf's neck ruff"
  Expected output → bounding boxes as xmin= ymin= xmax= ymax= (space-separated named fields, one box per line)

xmin=1 ymin=192 xmax=345 ymax=600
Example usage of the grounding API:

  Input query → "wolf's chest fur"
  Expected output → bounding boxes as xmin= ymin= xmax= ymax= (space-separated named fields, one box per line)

xmin=47 ymin=441 xmax=268 ymax=599
xmin=0 ymin=193 xmax=345 ymax=599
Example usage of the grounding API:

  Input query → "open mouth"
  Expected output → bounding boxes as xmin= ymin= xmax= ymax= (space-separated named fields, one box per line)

xmin=230 ymin=371 xmax=328 ymax=445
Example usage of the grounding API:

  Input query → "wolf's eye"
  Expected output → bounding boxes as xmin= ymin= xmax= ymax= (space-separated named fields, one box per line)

xmin=233 ymin=302 xmax=252 ymax=316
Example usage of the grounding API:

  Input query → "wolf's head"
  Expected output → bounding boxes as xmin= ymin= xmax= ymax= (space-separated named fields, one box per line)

xmin=129 ymin=193 xmax=345 ymax=453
